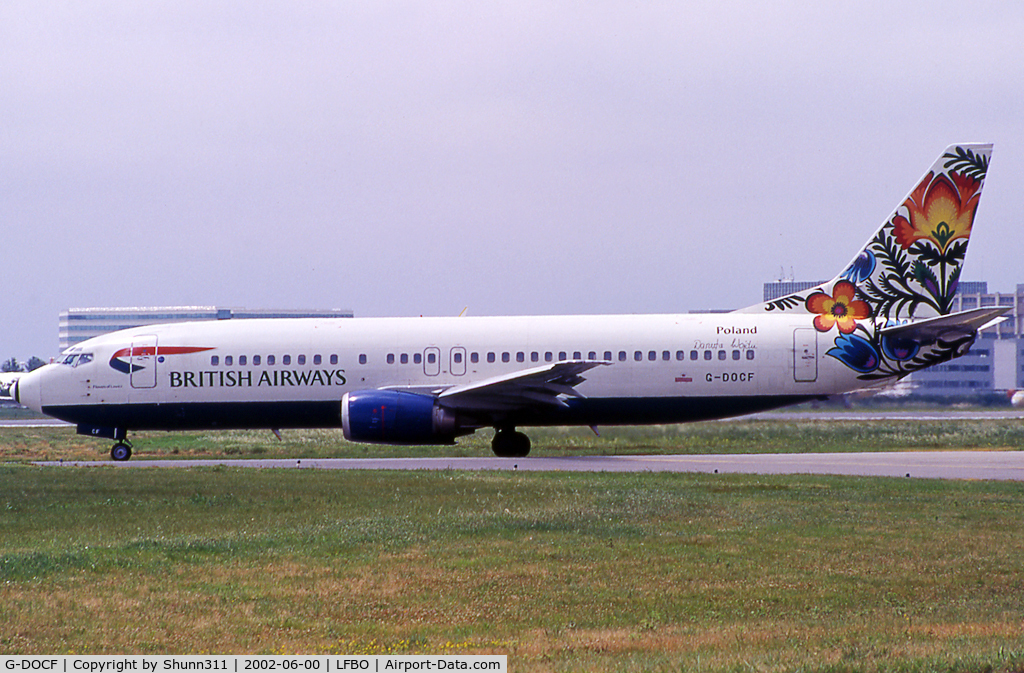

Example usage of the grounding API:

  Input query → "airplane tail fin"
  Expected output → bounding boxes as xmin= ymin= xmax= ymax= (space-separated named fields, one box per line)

xmin=736 ymin=143 xmax=994 ymax=381
xmin=737 ymin=143 xmax=992 ymax=321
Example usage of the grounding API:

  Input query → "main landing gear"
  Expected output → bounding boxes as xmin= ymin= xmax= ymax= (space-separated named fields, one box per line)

xmin=491 ymin=427 xmax=531 ymax=458
xmin=110 ymin=440 xmax=133 ymax=462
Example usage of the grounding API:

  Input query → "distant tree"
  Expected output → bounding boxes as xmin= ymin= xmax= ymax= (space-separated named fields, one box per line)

xmin=25 ymin=357 xmax=46 ymax=372
xmin=2 ymin=358 xmax=21 ymax=373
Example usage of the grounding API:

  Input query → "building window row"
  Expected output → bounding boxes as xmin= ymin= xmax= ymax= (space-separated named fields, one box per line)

xmin=934 ymin=364 xmax=991 ymax=372
xmin=919 ymin=380 xmax=989 ymax=389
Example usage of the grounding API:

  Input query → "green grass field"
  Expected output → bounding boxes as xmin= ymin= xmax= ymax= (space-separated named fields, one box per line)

xmin=3 ymin=416 xmax=1024 ymax=462
xmin=2 ymin=421 xmax=1024 ymax=671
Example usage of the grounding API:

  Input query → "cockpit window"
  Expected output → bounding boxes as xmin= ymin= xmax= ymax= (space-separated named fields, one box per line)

xmin=59 ymin=353 xmax=94 ymax=367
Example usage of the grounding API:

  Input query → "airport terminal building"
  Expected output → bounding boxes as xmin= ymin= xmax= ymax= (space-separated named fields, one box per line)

xmin=911 ymin=283 xmax=1024 ymax=394
xmin=59 ymin=306 xmax=354 ymax=352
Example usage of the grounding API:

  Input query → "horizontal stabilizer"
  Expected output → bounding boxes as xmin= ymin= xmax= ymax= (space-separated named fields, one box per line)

xmin=878 ymin=306 xmax=1011 ymax=345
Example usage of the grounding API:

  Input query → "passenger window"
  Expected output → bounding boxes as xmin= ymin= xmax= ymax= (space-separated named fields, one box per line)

xmin=746 ymin=350 xmax=755 ymax=360
xmin=718 ymin=350 xmax=727 ymax=361
xmin=574 ymin=351 xmax=582 ymax=360
xmin=545 ymin=352 xmax=553 ymax=362
xmin=516 ymin=352 xmax=525 ymax=363
xmin=454 ymin=352 xmax=463 ymax=363
xmin=676 ymin=351 xmax=685 ymax=361
xmin=268 ymin=355 xmax=276 ymax=366
xmin=401 ymin=353 xmax=409 ymax=364
xmin=225 ymin=356 xmax=233 ymax=366
xmin=732 ymin=350 xmax=741 ymax=361
xmin=428 ymin=352 xmax=436 ymax=364
xmin=471 ymin=353 xmax=479 ymax=364
xmin=211 ymin=356 xmax=219 ymax=366
xmin=663 ymin=351 xmax=670 ymax=361
xmin=634 ymin=351 xmax=642 ymax=362
xmin=502 ymin=352 xmax=510 ymax=363
xmin=298 ymin=355 xmax=306 ymax=366
xmin=704 ymin=350 xmax=712 ymax=361
xmin=313 ymin=355 xmax=322 ymax=365
xmin=330 ymin=354 xmax=338 ymax=365
xmin=618 ymin=351 xmax=627 ymax=362
xmin=253 ymin=355 xmax=261 ymax=366
xmin=414 ymin=353 xmax=422 ymax=364
xmin=239 ymin=355 xmax=247 ymax=366
xmin=691 ymin=351 xmax=698 ymax=361
xmin=283 ymin=355 xmax=291 ymax=365
xmin=589 ymin=351 xmax=597 ymax=360
xmin=487 ymin=352 xmax=496 ymax=363
xmin=559 ymin=352 xmax=567 ymax=361
xmin=359 ymin=354 xmax=367 ymax=365
xmin=604 ymin=351 xmax=612 ymax=361
xmin=387 ymin=354 xmax=395 ymax=364
xmin=648 ymin=351 xmax=656 ymax=361
xmin=531 ymin=352 xmax=539 ymax=363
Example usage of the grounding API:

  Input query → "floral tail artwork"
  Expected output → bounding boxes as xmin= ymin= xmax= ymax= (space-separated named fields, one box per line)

xmin=738 ymin=143 xmax=999 ymax=382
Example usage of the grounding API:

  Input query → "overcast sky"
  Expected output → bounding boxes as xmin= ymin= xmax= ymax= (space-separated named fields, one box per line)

xmin=3 ymin=1 xmax=1023 ymax=360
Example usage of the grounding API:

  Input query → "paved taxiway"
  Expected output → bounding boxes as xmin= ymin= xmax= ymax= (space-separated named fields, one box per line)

xmin=34 ymin=451 xmax=1024 ymax=481
xmin=6 ymin=410 xmax=1024 ymax=429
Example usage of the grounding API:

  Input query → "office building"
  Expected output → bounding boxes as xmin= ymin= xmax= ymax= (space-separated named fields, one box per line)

xmin=59 ymin=306 xmax=354 ymax=352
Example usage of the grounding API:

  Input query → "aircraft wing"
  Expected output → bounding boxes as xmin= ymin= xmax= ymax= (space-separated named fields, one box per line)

xmin=878 ymin=306 xmax=1011 ymax=344
xmin=434 ymin=360 xmax=612 ymax=412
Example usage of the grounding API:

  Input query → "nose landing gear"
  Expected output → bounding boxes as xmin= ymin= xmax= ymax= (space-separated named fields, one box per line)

xmin=110 ymin=440 xmax=133 ymax=462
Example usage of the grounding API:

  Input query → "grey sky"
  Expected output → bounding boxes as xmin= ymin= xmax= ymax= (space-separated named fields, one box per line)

xmin=3 ymin=1 xmax=1023 ymax=360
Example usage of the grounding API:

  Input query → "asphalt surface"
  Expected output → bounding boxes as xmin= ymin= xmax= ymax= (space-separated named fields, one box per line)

xmin=33 ymin=451 xmax=1024 ymax=481
xmin=6 ymin=409 xmax=1024 ymax=429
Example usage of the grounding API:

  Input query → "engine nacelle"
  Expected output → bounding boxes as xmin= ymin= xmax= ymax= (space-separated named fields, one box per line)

xmin=341 ymin=390 xmax=461 ymax=445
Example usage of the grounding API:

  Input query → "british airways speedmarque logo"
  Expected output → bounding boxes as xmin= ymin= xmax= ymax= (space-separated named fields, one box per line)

xmin=109 ymin=346 xmax=215 ymax=374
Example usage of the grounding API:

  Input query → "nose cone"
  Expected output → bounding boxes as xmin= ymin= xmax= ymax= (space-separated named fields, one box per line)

xmin=14 ymin=368 xmax=43 ymax=413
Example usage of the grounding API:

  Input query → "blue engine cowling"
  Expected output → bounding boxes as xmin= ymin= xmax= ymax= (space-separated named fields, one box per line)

xmin=341 ymin=390 xmax=461 ymax=445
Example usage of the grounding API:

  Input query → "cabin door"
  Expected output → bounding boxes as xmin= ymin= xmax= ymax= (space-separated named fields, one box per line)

xmin=793 ymin=329 xmax=817 ymax=382
xmin=130 ymin=336 xmax=158 ymax=389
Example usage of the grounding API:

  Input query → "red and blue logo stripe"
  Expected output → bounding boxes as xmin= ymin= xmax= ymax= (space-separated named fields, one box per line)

xmin=109 ymin=346 xmax=214 ymax=374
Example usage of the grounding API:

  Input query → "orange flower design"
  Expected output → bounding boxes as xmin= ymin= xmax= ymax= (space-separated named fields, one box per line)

xmin=806 ymin=281 xmax=871 ymax=333
xmin=893 ymin=170 xmax=981 ymax=252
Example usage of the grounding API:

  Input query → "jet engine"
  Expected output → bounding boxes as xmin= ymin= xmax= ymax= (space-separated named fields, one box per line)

xmin=341 ymin=390 xmax=464 ymax=444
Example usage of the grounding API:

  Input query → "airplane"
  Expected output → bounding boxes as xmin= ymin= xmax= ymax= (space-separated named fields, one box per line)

xmin=0 ymin=373 xmax=22 ymax=400
xmin=13 ymin=143 xmax=1010 ymax=461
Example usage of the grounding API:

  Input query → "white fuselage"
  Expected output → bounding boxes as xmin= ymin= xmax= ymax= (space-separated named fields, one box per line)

xmin=17 ymin=312 xmax=864 ymax=435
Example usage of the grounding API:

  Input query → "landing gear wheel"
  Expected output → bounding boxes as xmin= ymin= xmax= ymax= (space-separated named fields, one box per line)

xmin=491 ymin=429 xmax=531 ymax=458
xmin=110 ymin=441 xmax=133 ymax=462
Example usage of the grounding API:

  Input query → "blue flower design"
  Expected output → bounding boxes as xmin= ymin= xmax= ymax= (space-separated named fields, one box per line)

xmin=827 ymin=333 xmax=880 ymax=373
xmin=840 ymin=250 xmax=876 ymax=283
